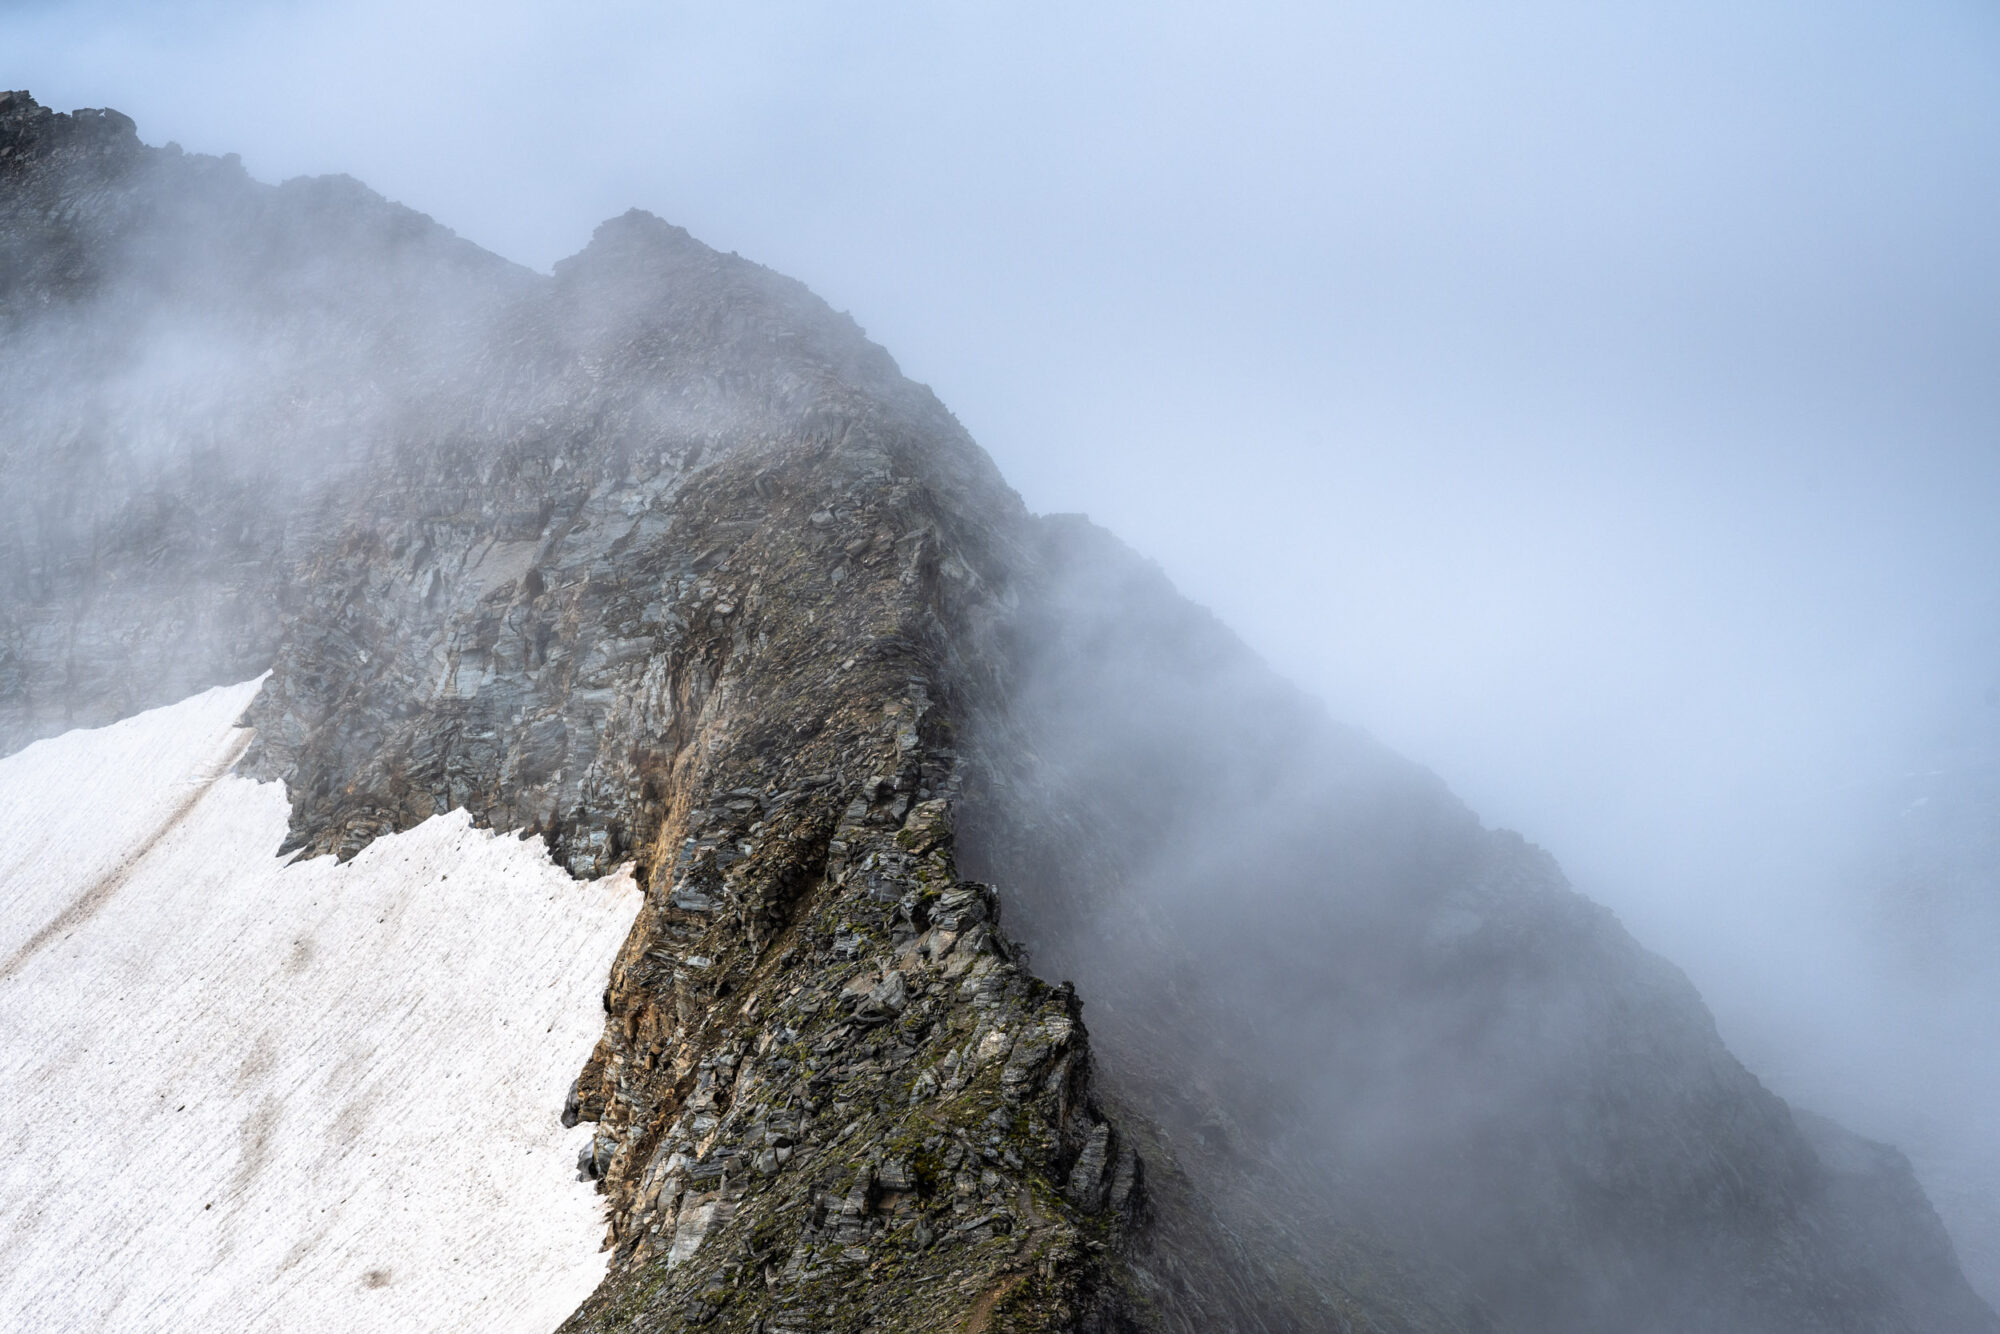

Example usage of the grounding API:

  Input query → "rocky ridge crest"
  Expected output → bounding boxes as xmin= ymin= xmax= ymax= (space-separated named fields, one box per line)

xmin=2 ymin=91 xmax=1994 ymax=1334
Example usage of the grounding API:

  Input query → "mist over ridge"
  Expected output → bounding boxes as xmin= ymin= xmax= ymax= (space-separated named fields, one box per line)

xmin=10 ymin=5 xmax=1996 ymax=1002
xmin=5 ymin=4 xmax=2000 ymax=1326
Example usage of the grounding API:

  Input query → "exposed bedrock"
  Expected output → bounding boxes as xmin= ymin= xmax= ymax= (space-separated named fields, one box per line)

xmin=1 ymin=90 xmax=1992 ymax=1333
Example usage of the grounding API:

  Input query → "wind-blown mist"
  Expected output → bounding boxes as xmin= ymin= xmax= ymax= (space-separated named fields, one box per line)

xmin=0 ymin=136 xmax=531 ymax=741
xmin=9 ymin=0 xmax=2000 ymax=1312
xmin=953 ymin=515 xmax=1993 ymax=1330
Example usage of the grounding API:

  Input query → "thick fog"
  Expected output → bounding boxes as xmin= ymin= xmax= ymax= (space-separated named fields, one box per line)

xmin=12 ymin=0 xmax=2000 ymax=1303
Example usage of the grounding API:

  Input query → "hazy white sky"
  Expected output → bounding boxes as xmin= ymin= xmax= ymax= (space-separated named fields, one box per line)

xmin=10 ymin=0 xmax=2000 ymax=1021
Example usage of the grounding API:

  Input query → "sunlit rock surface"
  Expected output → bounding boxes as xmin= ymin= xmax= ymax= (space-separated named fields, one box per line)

xmin=0 ymin=680 xmax=640 ymax=1333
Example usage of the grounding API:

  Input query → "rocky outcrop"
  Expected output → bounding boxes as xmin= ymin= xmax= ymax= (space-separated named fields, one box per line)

xmin=2 ymin=90 xmax=1994 ymax=1333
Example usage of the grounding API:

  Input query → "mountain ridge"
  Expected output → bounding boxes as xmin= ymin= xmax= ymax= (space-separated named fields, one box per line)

xmin=1 ymin=90 xmax=1992 ymax=1334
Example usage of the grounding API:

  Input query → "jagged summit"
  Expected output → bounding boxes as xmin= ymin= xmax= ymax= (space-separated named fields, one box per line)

xmin=2 ymin=96 xmax=1995 ymax=1334
xmin=547 ymin=206 xmax=915 ymax=421
xmin=561 ymin=208 xmax=715 ymax=273
xmin=0 ymin=89 xmax=138 ymax=155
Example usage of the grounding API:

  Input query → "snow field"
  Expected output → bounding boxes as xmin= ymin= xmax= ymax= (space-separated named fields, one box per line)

xmin=0 ymin=680 xmax=641 ymax=1333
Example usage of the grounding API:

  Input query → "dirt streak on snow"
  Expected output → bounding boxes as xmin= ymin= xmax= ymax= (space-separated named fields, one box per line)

xmin=0 ymin=680 xmax=640 ymax=1333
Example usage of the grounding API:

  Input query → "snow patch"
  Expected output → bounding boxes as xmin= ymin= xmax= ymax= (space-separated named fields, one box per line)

xmin=0 ymin=680 xmax=641 ymax=1333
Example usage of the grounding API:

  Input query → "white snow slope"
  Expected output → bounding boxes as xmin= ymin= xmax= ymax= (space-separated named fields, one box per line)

xmin=0 ymin=680 xmax=642 ymax=1333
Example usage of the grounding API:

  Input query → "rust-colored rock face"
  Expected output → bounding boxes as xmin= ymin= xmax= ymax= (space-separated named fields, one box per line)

xmin=4 ymin=90 xmax=1997 ymax=1334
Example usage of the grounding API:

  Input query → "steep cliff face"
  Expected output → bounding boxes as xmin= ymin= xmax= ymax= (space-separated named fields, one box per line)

xmin=2 ymin=91 xmax=1994 ymax=1334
